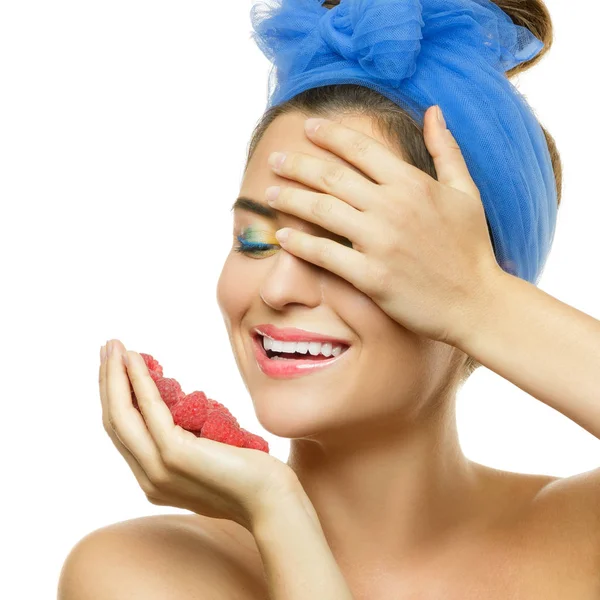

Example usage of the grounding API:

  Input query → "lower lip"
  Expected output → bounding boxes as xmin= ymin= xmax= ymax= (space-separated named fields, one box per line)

xmin=251 ymin=335 xmax=350 ymax=379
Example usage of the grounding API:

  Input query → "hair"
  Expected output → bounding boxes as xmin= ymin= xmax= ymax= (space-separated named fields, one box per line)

xmin=243 ymin=0 xmax=563 ymax=384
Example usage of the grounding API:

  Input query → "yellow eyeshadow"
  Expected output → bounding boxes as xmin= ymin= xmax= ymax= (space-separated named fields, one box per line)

xmin=240 ymin=225 xmax=279 ymax=246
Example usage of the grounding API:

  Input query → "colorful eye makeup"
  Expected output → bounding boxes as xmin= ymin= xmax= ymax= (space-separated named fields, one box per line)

xmin=234 ymin=225 xmax=280 ymax=257
xmin=234 ymin=225 xmax=354 ymax=257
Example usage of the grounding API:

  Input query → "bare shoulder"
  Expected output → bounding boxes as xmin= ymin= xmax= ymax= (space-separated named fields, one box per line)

xmin=526 ymin=465 xmax=600 ymax=554
xmin=531 ymin=464 xmax=600 ymax=514
xmin=474 ymin=462 xmax=600 ymax=570
xmin=57 ymin=467 xmax=600 ymax=599
xmin=57 ymin=514 xmax=267 ymax=600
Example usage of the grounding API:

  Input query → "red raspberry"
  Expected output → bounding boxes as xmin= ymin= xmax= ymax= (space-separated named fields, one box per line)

xmin=129 ymin=351 xmax=269 ymax=453
xmin=242 ymin=430 xmax=270 ymax=453
xmin=149 ymin=369 xmax=162 ymax=381
xmin=155 ymin=377 xmax=185 ymax=408
xmin=200 ymin=412 xmax=246 ymax=448
xmin=207 ymin=398 xmax=237 ymax=422
xmin=171 ymin=391 xmax=209 ymax=430
xmin=140 ymin=353 xmax=163 ymax=378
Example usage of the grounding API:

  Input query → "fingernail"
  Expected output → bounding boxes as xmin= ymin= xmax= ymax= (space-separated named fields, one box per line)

xmin=107 ymin=341 xmax=113 ymax=357
xmin=436 ymin=105 xmax=446 ymax=128
xmin=275 ymin=228 xmax=290 ymax=244
xmin=305 ymin=117 xmax=327 ymax=135
xmin=268 ymin=152 xmax=286 ymax=171
xmin=266 ymin=185 xmax=280 ymax=204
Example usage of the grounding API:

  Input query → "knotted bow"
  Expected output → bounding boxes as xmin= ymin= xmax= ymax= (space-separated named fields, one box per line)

xmin=318 ymin=0 xmax=424 ymax=85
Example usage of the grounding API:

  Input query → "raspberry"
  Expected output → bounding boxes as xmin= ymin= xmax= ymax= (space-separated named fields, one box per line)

xmin=131 ymin=352 xmax=269 ymax=453
xmin=242 ymin=430 xmax=270 ymax=453
xmin=140 ymin=353 xmax=163 ymax=378
xmin=133 ymin=353 xmax=164 ymax=408
xmin=207 ymin=398 xmax=237 ymax=422
xmin=155 ymin=377 xmax=185 ymax=408
xmin=201 ymin=412 xmax=246 ymax=448
xmin=171 ymin=391 xmax=209 ymax=430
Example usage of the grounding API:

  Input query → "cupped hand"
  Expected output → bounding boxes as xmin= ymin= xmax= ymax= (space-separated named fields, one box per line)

xmin=264 ymin=106 xmax=505 ymax=346
xmin=99 ymin=339 xmax=299 ymax=532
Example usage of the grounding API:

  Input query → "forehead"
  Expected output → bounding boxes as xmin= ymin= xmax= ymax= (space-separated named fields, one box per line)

xmin=241 ymin=111 xmax=392 ymax=191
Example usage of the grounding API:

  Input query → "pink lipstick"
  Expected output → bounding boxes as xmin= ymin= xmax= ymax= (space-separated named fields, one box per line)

xmin=251 ymin=332 xmax=351 ymax=379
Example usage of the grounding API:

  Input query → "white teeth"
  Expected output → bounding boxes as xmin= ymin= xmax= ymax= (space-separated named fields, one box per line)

xmin=295 ymin=342 xmax=309 ymax=354
xmin=308 ymin=341 xmax=321 ymax=356
xmin=282 ymin=341 xmax=296 ymax=353
xmin=320 ymin=343 xmax=333 ymax=357
xmin=261 ymin=335 xmax=345 ymax=358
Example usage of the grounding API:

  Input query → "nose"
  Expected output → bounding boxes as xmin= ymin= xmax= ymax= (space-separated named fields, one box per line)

xmin=259 ymin=247 xmax=325 ymax=311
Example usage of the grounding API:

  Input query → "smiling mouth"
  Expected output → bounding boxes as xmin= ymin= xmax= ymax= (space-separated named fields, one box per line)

xmin=253 ymin=333 xmax=350 ymax=361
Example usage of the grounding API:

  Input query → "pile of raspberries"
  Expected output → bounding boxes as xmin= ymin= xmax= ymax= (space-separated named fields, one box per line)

xmin=131 ymin=353 xmax=269 ymax=453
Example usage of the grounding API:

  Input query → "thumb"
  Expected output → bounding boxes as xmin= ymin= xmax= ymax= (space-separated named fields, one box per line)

xmin=423 ymin=105 xmax=481 ymax=200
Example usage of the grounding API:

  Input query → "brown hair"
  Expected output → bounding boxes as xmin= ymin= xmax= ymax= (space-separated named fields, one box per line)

xmin=243 ymin=0 xmax=562 ymax=383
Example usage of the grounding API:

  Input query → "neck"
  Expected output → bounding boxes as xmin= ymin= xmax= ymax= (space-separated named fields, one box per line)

xmin=286 ymin=397 xmax=483 ymax=576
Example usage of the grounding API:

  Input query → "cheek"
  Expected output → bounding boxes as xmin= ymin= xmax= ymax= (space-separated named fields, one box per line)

xmin=335 ymin=282 xmax=428 ymax=367
xmin=216 ymin=255 xmax=256 ymax=326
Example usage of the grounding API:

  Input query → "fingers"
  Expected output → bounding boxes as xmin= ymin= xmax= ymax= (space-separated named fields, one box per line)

xmin=100 ymin=341 xmax=166 ymax=492
xmin=302 ymin=116 xmax=426 ymax=186
xmin=266 ymin=186 xmax=366 ymax=250
xmin=423 ymin=105 xmax=481 ymax=200
xmin=268 ymin=150 xmax=377 ymax=212
xmin=275 ymin=228 xmax=376 ymax=298
xmin=120 ymin=349 xmax=181 ymax=461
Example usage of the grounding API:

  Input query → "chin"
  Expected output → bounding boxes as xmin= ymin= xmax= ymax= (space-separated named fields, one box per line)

xmin=250 ymin=391 xmax=345 ymax=439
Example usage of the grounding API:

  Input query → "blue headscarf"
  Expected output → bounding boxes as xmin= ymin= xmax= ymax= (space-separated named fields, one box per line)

xmin=250 ymin=0 xmax=558 ymax=284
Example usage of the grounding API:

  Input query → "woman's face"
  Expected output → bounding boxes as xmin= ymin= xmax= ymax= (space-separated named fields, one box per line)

xmin=217 ymin=111 xmax=466 ymax=442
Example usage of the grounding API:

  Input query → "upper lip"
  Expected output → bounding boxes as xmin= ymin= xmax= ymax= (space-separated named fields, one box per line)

xmin=252 ymin=324 xmax=351 ymax=346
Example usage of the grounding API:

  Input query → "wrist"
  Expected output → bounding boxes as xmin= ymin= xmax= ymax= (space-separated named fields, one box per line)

xmin=448 ymin=263 xmax=510 ymax=350
xmin=249 ymin=471 xmax=319 ymax=535
xmin=248 ymin=477 xmax=355 ymax=600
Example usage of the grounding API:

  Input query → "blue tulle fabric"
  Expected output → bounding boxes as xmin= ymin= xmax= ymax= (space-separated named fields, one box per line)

xmin=250 ymin=0 xmax=558 ymax=284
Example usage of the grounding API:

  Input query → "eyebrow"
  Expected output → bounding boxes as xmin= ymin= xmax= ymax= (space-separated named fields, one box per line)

xmin=230 ymin=196 xmax=277 ymax=219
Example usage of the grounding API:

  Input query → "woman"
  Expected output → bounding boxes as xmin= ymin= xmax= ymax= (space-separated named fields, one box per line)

xmin=59 ymin=0 xmax=600 ymax=598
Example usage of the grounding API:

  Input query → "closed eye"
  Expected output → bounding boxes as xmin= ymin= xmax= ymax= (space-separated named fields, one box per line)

xmin=234 ymin=231 xmax=279 ymax=257
xmin=233 ymin=229 xmax=353 ymax=257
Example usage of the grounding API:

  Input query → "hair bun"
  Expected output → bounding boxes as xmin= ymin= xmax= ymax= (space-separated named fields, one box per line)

xmin=491 ymin=0 xmax=553 ymax=77
xmin=323 ymin=0 xmax=553 ymax=77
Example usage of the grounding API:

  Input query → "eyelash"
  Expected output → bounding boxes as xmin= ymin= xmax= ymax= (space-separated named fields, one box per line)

xmin=234 ymin=228 xmax=279 ymax=257
xmin=233 ymin=227 xmax=354 ymax=257
xmin=234 ymin=237 xmax=276 ymax=255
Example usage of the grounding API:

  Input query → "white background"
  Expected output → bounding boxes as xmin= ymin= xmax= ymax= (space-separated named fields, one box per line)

xmin=1 ymin=0 xmax=599 ymax=597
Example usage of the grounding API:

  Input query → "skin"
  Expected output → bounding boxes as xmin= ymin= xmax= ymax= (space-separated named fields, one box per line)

xmin=215 ymin=111 xmax=537 ymax=582
xmin=59 ymin=111 xmax=599 ymax=600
